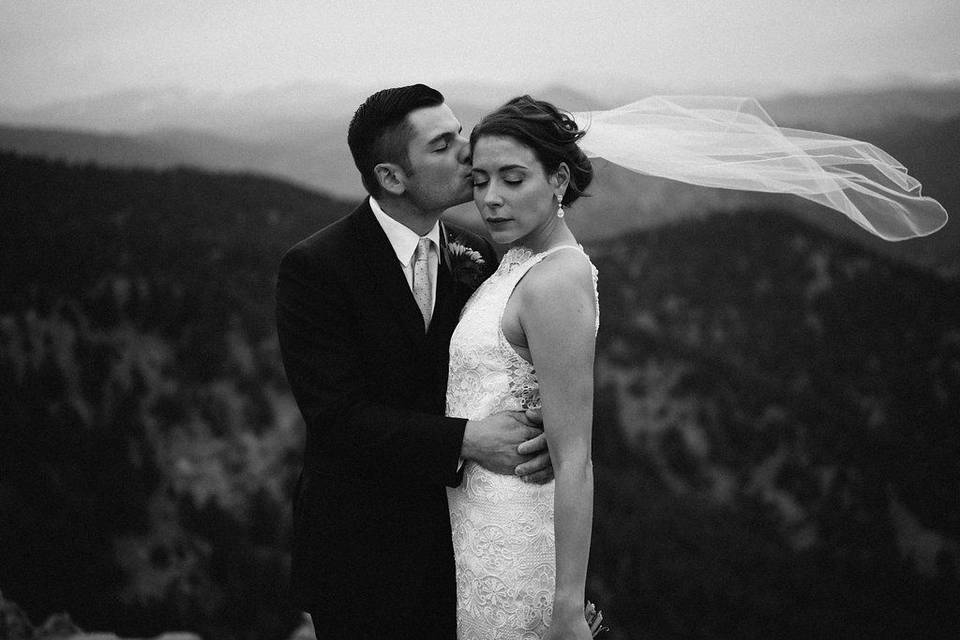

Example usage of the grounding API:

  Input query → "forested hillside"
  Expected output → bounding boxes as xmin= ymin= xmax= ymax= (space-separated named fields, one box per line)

xmin=588 ymin=212 xmax=960 ymax=638
xmin=1 ymin=153 xmax=957 ymax=639
xmin=0 ymin=153 xmax=350 ymax=639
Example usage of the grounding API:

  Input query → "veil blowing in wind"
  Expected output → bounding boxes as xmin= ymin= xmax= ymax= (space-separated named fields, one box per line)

xmin=571 ymin=96 xmax=948 ymax=241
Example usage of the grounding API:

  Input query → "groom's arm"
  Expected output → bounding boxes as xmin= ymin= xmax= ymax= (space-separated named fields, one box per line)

xmin=276 ymin=243 xmax=540 ymax=486
xmin=276 ymin=245 xmax=461 ymax=485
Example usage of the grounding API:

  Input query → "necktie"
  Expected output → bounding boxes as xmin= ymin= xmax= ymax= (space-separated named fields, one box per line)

xmin=412 ymin=236 xmax=434 ymax=330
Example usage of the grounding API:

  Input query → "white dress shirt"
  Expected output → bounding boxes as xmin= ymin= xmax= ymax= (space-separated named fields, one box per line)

xmin=369 ymin=196 xmax=440 ymax=315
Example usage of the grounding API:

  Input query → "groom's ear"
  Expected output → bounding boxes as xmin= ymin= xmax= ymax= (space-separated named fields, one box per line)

xmin=374 ymin=163 xmax=406 ymax=196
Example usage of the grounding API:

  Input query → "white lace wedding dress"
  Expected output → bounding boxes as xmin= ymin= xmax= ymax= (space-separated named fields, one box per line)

xmin=446 ymin=244 xmax=599 ymax=640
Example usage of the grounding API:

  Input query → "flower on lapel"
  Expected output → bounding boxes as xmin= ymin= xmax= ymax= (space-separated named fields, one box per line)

xmin=446 ymin=240 xmax=488 ymax=290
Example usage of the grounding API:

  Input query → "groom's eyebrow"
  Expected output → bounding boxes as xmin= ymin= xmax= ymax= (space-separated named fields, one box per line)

xmin=426 ymin=131 xmax=455 ymax=147
xmin=427 ymin=126 xmax=462 ymax=146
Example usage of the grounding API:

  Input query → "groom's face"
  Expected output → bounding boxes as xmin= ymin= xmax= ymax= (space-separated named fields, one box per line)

xmin=400 ymin=103 xmax=473 ymax=212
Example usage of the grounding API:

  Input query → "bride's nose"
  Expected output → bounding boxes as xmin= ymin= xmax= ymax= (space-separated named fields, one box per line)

xmin=483 ymin=185 xmax=503 ymax=208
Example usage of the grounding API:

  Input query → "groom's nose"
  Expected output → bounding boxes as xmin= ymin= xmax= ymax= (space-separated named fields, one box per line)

xmin=456 ymin=138 xmax=471 ymax=166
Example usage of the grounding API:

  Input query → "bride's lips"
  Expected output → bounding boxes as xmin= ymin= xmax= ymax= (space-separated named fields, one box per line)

xmin=485 ymin=217 xmax=511 ymax=225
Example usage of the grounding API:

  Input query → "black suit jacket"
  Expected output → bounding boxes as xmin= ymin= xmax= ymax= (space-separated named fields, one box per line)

xmin=276 ymin=199 xmax=496 ymax=637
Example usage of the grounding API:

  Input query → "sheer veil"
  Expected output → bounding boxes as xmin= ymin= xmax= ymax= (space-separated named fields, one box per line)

xmin=571 ymin=96 xmax=948 ymax=241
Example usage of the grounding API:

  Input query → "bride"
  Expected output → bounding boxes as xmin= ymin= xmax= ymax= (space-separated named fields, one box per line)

xmin=445 ymin=93 xmax=948 ymax=639
xmin=446 ymin=96 xmax=599 ymax=640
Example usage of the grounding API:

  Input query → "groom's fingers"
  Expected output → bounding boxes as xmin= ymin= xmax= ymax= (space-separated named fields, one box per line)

xmin=516 ymin=456 xmax=554 ymax=484
xmin=511 ymin=410 xmax=539 ymax=428
xmin=524 ymin=408 xmax=543 ymax=426
xmin=514 ymin=450 xmax=552 ymax=479
xmin=516 ymin=432 xmax=548 ymax=455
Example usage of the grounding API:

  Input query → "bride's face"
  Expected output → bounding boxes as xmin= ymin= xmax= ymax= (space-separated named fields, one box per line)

xmin=470 ymin=135 xmax=560 ymax=246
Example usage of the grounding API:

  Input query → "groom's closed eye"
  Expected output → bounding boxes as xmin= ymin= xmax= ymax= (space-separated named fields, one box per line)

xmin=429 ymin=132 xmax=460 ymax=153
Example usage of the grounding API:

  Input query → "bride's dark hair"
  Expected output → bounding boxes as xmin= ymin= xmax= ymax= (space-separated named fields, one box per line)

xmin=470 ymin=95 xmax=593 ymax=206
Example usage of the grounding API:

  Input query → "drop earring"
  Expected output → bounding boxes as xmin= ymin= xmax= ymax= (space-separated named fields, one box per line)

xmin=556 ymin=193 xmax=565 ymax=218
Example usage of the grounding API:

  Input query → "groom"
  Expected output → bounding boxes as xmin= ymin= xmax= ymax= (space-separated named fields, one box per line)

xmin=276 ymin=84 xmax=551 ymax=638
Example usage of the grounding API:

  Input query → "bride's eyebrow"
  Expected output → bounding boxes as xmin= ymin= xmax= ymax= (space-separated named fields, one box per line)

xmin=470 ymin=164 xmax=527 ymax=174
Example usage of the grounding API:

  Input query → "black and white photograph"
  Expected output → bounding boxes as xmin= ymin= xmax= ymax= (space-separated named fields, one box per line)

xmin=1 ymin=1 xmax=958 ymax=638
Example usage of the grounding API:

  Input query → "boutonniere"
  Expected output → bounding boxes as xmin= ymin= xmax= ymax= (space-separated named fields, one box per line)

xmin=445 ymin=240 xmax=488 ymax=290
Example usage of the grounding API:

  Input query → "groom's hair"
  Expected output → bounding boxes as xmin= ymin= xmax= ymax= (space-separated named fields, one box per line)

xmin=348 ymin=84 xmax=445 ymax=197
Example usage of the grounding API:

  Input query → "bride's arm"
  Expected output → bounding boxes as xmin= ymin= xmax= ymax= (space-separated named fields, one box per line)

xmin=519 ymin=252 xmax=596 ymax=634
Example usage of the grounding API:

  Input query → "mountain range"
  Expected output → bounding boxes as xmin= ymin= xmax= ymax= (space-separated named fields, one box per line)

xmin=2 ymin=83 xmax=957 ymax=279
xmin=4 ymin=81 xmax=959 ymax=136
xmin=1 ymin=150 xmax=957 ymax=639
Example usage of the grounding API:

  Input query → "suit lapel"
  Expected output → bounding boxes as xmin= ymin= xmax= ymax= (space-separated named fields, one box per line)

xmin=353 ymin=201 xmax=428 ymax=345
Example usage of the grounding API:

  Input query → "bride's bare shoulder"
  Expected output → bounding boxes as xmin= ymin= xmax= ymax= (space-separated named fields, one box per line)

xmin=517 ymin=248 xmax=595 ymax=315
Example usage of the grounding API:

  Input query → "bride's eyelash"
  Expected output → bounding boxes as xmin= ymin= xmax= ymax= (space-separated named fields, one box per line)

xmin=472 ymin=177 xmax=523 ymax=187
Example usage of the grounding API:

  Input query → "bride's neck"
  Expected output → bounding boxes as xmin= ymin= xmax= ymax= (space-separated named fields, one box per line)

xmin=511 ymin=218 xmax=577 ymax=254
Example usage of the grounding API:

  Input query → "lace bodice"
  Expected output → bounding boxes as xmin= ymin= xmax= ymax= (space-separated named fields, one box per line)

xmin=446 ymin=244 xmax=598 ymax=639
xmin=446 ymin=245 xmax=599 ymax=420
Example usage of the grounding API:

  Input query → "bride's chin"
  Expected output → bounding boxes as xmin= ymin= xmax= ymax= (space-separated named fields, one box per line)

xmin=488 ymin=231 xmax=517 ymax=245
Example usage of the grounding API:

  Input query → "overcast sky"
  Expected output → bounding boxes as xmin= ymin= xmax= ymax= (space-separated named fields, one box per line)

xmin=2 ymin=0 xmax=959 ymax=107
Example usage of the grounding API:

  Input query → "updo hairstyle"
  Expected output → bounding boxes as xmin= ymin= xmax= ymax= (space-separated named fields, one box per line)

xmin=470 ymin=95 xmax=593 ymax=206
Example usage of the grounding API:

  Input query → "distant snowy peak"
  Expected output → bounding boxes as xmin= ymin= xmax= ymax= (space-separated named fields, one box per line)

xmin=5 ymin=81 xmax=960 ymax=139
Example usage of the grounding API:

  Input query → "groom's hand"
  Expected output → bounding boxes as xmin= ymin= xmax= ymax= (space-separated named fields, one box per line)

xmin=515 ymin=408 xmax=553 ymax=484
xmin=462 ymin=410 xmax=545 ymax=477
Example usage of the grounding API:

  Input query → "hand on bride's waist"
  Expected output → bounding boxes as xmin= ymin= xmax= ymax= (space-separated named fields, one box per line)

xmin=460 ymin=408 xmax=554 ymax=483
